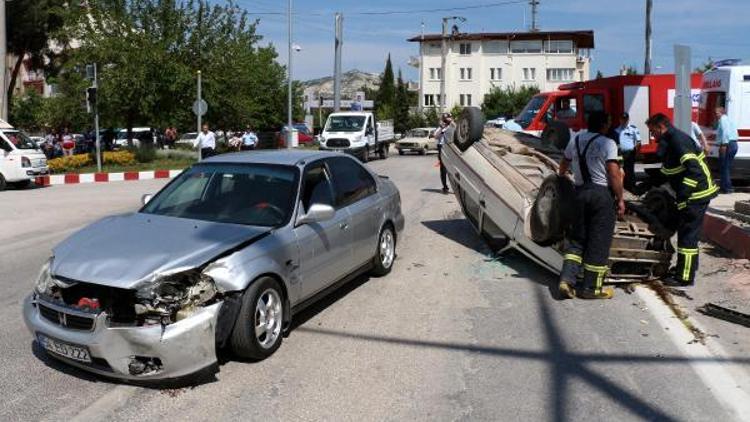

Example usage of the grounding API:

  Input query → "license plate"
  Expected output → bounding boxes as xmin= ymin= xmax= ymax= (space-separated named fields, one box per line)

xmin=37 ymin=333 xmax=92 ymax=363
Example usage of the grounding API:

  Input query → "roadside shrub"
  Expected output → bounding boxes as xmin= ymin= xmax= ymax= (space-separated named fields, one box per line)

xmin=48 ymin=154 xmax=92 ymax=173
xmin=133 ymin=146 xmax=157 ymax=163
xmin=102 ymin=150 xmax=136 ymax=166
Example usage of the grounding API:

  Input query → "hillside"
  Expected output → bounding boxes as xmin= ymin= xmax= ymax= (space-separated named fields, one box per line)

xmin=302 ymin=70 xmax=380 ymax=97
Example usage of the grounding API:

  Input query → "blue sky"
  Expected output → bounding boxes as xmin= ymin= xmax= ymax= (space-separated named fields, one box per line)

xmin=238 ymin=0 xmax=750 ymax=82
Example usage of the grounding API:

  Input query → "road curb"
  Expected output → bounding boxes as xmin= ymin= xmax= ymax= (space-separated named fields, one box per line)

xmin=702 ymin=212 xmax=750 ymax=259
xmin=34 ymin=169 xmax=184 ymax=186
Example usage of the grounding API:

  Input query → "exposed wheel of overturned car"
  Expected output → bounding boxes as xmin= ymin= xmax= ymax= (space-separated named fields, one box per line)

xmin=530 ymin=175 xmax=576 ymax=246
xmin=453 ymin=107 xmax=485 ymax=152
xmin=231 ymin=276 xmax=284 ymax=360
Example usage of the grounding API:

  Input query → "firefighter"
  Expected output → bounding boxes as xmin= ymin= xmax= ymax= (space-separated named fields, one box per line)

xmin=558 ymin=111 xmax=626 ymax=299
xmin=646 ymin=113 xmax=718 ymax=287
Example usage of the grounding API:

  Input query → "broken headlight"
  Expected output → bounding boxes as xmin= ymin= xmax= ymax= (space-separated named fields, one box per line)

xmin=134 ymin=271 xmax=217 ymax=325
xmin=35 ymin=258 xmax=54 ymax=295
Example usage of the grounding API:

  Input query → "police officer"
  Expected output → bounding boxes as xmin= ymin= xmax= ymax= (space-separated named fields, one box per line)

xmin=558 ymin=111 xmax=625 ymax=299
xmin=614 ymin=112 xmax=641 ymax=191
xmin=646 ymin=113 xmax=718 ymax=287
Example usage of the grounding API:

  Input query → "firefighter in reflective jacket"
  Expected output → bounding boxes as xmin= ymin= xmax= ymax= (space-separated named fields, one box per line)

xmin=646 ymin=113 xmax=718 ymax=287
xmin=558 ymin=111 xmax=626 ymax=300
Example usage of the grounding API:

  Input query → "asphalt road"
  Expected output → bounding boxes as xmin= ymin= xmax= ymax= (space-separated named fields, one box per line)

xmin=1 ymin=153 xmax=749 ymax=421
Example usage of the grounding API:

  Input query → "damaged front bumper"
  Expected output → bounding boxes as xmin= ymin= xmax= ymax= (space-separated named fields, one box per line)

xmin=23 ymin=294 xmax=222 ymax=381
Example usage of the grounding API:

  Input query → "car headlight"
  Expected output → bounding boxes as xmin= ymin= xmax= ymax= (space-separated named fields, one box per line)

xmin=134 ymin=271 xmax=218 ymax=324
xmin=35 ymin=258 xmax=54 ymax=295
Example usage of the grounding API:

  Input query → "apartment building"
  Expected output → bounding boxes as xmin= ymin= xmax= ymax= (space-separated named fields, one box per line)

xmin=408 ymin=30 xmax=594 ymax=111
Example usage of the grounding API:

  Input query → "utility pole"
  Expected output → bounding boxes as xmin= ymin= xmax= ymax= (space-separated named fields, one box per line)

xmin=287 ymin=0 xmax=294 ymax=149
xmin=333 ymin=13 xmax=343 ymax=112
xmin=93 ymin=64 xmax=100 ymax=172
xmin=529 ymin=0 xmax=540 ymax=32
xmin=0 ymin=0 xmax=7 ymax=121
xmin=644 ymin=0 xmax=653 ymax=74
xmin=440 ymin=16 xmax=465 ymax=115
xmin=197 ymin=70 xmax=202 ymax=161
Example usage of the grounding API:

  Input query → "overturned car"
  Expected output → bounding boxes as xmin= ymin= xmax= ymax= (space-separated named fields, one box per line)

xmin=442 ymin=108 xmax=676 ymax=282
xmin=23 ymin=150 xmax=404 ymax=381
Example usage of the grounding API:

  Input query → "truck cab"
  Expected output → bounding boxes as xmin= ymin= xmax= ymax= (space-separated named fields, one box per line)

xmin=0 ymin=120 xmax=49 ymax=190
xmin=319 ymin=112 xmax=393 ymax=161
xmin=698 ymin=64 xmax=750 ymax=178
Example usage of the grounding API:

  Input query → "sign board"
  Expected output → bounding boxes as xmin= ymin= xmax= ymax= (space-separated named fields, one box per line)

xmin=192 ymin=99 xmax=208 ymax=116
xmin=667 ymin=89 xmax=702 ymax=108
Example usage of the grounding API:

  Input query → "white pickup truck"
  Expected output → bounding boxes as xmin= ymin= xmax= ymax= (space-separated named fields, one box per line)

xmin=0 ymin=119 xmax=48 ymax=190
xmin=319 ymin=112 xmax=394 ymax=162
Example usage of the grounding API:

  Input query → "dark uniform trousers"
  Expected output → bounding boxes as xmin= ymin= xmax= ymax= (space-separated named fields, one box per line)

xmin=675 ymin=202 xmax=708 ymax=284
xmin=561 ymin=184 xmax=616 ymax=294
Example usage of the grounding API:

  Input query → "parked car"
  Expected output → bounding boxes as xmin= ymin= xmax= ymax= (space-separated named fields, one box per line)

xmin=73 ymin=134 xmax=90 ymax=154
xmin=277 ymin=123 xmax=314 ymax=147
xmin=395 ymin=128 xmax=436 ymax=155
xmin=176 ymin=132 xmax=198 ymax=146
xmin=0 ymin=120 xmax=48 ymax=190
xmin=23 ymin=150 xmax=404 ymax=381
xmin=114 ymin=127 xmax=157 ymax=148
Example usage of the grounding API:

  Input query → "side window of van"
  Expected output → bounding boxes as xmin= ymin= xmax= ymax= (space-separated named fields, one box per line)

xmin=0 ymin=138 xmax=12 ymax=152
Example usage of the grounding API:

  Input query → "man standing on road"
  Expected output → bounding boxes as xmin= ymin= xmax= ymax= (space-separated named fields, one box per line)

xmin=614 ymin=112 xmax=641 ymax=191
xmin=435 ymin=113 xmax=455 ymax=194
xmin=558 ymin=111 xmax=625 ymax=300
xmin=646 ymin=113 xmax=718 ymax=287
xmin=715 ymin=107 xmax=738 ymax=193
xmin=165 ymin=126 xmax=177 ymax=149
xmin=194 ymin=123 xmax=216 ymax=159
xmin=242 ymin=125 xmax=258 ymax=151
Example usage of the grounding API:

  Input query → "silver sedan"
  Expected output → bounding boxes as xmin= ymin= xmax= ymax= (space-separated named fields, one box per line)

xmin=23 ymin=150 xmax=404 ymax=381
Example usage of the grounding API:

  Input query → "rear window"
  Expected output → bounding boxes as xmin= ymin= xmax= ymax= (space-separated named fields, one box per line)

xmin=699 ymin=92 xmax=726 ymax=128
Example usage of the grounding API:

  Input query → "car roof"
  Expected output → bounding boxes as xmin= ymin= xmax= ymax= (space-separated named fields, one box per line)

xmin=201 ymin=150 xmax=348 ymax=166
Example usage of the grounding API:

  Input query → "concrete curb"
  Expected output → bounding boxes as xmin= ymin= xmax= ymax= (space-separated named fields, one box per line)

xmin=703 ymin=212 xmax=750 ymax=259
xmin=34 ymin=169 xmax=184 ymax=186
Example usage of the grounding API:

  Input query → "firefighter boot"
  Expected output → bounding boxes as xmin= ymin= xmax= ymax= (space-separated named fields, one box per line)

xmin=663 ymin=248 xmax=699 ymax=287
xmin=559 ymin=254 xmax=582 ymax=299
xmin=579 ymin=264 xmax=614 ymax=299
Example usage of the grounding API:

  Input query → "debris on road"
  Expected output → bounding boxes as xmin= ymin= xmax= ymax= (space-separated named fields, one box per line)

xmin=697 ymin=303 xmax=750 ymax=328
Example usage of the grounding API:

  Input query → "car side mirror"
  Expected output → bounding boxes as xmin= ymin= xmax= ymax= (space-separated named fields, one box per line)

xmin=141 ymin=194 xmax=153 ymax=205
xmin=298 ymin=203 xmax=335 ymax=225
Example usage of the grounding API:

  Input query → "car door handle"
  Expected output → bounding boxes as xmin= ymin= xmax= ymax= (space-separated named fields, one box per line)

xmin=339 ymin=223 xmax=349 ymax=230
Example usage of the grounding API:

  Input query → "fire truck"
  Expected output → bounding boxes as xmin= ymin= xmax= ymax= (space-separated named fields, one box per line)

xmin=514 ymin=74 xmax=703 ymax=161
xmin=698 ymin=63 xmax=750 ymax=178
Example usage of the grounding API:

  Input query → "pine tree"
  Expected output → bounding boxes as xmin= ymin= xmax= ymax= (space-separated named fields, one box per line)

xmin=375 ymin=54 xmax=396 ymax=120
xmin=394 ymin=69 xmax=411 ymax=133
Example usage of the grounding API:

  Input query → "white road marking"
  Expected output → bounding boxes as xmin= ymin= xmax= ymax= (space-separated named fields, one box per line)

xmin=636 ymin=286 xmax=750 ymax=421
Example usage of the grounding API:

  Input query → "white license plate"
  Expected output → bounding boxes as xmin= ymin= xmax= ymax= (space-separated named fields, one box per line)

xmin=38 ymin=333 xmax=92 ymax=363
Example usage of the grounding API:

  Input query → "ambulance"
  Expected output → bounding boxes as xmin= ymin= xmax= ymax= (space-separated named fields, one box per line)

xmin=514 ymin=74 xmax=703 ymax=163
xmin=698 ymin=62 xmax=750 ymax=178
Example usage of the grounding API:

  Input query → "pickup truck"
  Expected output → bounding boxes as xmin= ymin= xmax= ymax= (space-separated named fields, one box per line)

xmin=442 ymin=108 xmax=676 ymax=283
xmin=319 ymin=112 xmax=394 ymax=162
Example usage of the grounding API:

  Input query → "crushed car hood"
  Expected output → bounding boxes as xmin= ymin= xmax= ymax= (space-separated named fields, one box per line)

xmin=51 ymin=213 xmax=269 ymax=289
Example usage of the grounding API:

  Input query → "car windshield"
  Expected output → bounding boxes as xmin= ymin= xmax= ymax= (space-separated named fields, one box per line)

xmin=515 ymin=95 xmax=548 ymax=129
xmin=325 ymin=115 xmax=366 ymax=132
xmin=3 ymin=130 xmax=38 ymax=150
xmin=408 ymin=129 xmax=429 ymax=138
xmin=141 ymin=163 xmax=299 ymax=227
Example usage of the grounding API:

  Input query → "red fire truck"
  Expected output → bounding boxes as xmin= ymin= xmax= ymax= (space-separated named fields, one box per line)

xmin=514 ymin=74 xmax=703 ymax=161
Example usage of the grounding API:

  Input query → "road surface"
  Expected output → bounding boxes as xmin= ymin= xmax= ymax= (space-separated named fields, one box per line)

xmin=1 ymin=153 xmax=749 ymax=421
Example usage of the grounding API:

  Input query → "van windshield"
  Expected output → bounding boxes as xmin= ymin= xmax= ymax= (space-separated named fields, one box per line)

xmin=3 ymin=130 xmax=38 ymax=150
xmin=515 ymin=95 xmax=547 ymax=129
xmin=325 ymin=115 xmax=367 ymax=132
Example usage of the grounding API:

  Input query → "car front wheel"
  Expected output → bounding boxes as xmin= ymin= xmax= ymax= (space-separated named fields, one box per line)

xmin=230 ymin=276 xmax=284 ymax=360
xmin=371 ymin=224 xmax=396 ymax=276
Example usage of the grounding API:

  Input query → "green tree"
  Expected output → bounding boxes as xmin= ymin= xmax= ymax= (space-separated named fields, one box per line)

xmin=375 ymin=54 xmax=395 ymax=120
xmin=595 ymin=70 xmax=604 ymax=79
xmin=9 ymin=91 xmax=45 ymax=132
xmin=624 ymin=65 xmax=639 ymax=75
xmin=6 ymin=0 xmax=67 ymax=111
xmin=694 ymin=58 xmax=714 ymax=73
xmin=481 ymin=86 xmax=539 ymax=120
xmin=393 ymin=69 xmax=411 ymax=133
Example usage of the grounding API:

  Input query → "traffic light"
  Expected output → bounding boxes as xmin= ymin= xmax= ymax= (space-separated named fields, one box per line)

xmin=86 ymin=87 xmax=97 ymax=113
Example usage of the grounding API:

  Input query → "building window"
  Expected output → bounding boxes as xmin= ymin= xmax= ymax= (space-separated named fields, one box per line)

xmin=522 ymin=68 xmax=537 ymax=81
xmin=428 ymin=68 xmax=442 ymax=80
xmin=460 ymin=94 xmax=472 ymax=107
xmin=424 ymin=94 xmax=444 ymax=107
xmin=490 ymin=68 xmax=502 ymax=81
xmin=459 ymin=43 xmax=472 ymax=55
xmin=547 ymin=68 xmax=575 ymax=82
xmin=459 ymin=67 xmax=473 ymax=81
xmin=545 ymin=40 xmax=574 ymax=54
xmin=484 ymin=41 xmax=506 ymax=54
xmin=510 ymin=40 xmax=543 ymax=53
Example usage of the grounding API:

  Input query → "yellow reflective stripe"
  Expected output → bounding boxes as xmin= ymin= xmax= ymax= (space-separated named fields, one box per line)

xmin=697 ymin=159 xmax=717 ymax=190
xmin=584 ymin=263 xmax=608 ymax=273
xmin=564 ymin=254 xmax=582 ymax=264
xmin=661 ymin=165 xmax=685 ymax=175
xmin=690 ymin=185 xmax=719 ymax=200
xmin=682 ymin=178 xmax=698 ymax=188
xmin=680 ymin=153 xmax=700 ymax=164
xmin=683 ymin=253 xmax=693 ymax=281
xmin=677 ymin=202 xmax=687 ymax=210
xmin=697 ymin=151 xmax=706 ymax=160
xmin=595 ymin=271 xmax=605 ymax=294
xmin=678 ymin=247 xmax=699 ymax=255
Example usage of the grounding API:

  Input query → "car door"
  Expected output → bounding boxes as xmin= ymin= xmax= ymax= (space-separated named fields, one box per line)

xmin=326 ymin=156 xmax=380 ymax=267
xmin=293 ymin=160 xmax=353 ymax=299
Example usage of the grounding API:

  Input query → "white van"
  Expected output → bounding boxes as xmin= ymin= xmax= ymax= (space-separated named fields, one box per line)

xmin=114 ymin=127 xmax=157 ymax=148
xmin=319 ymin=112 xmax=394 ymax=162
xmin=699 ymin=64 xmax=750 ymax=178
xmin=0 ymin=120 xmax=48 ymax=190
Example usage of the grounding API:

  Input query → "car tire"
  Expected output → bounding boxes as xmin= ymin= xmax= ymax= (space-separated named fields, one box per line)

xmin=541 ymin=121 xmax=571 ymax=151
xmin=398 ymin=150 xmax=405 ymax=155
xmin=454 ymin=107 xmax=485 ymax=152
xmin=419 ymin=148 xmax=426 ymax=155
xmin=0 ymin=174 xmax=6 ymax=191
xmin=230 ymin=276 xmax=284 ymax=360
xmin=379 ymin=143 xmax=389 ymax=159
xmin=362 ymin=146 xmax=370 ymax=163
xmin=14 ymin=179 xmax=32 ymax=189
xmin=371 ymin=224 xmax=396 ymax=277
xmin=530 ymin=175 xmax=575 ymax=245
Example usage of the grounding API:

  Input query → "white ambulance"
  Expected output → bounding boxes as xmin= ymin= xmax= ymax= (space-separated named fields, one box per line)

xmin=698 ymin=63 xmax=750 ymax=178
xmin=0 ymin=119 xmax=49 ymax=190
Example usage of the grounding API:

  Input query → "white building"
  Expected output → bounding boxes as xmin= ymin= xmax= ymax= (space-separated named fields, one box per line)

xmin=408 ymin=30 xmax=594 ymax=112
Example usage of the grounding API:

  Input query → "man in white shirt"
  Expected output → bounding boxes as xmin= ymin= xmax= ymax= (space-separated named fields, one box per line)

xmin=242 ymin=125 xmax=258 ymax=150
xmin=194 ymin=124 xmax=216 ymax=159
xmin=689 ymin=121 xmax=707 ymax=154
